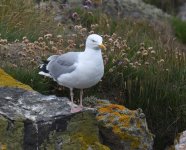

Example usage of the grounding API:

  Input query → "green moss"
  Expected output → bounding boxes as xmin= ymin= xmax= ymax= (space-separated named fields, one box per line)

xmin=0 ymin=116 xmax=24 ymax=150
xmin=41 ymin=111 xmax=110 ymax=150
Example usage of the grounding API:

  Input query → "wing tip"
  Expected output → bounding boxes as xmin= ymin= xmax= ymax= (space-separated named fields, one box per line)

xmin=38 ymin=71 xmax=52 ymax=78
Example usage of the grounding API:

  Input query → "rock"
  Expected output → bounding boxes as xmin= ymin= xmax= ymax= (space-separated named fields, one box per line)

xmin=0 ymin=69 xmax=154 ymax=149
xmin=0 ymin=86 xmax=110 ymax=150
xmin=0 ymin=116 xmax=24 ymax=150
xmin=41 ymin=111 xmax=110 ymax=150
xmin=167 ymin=130 xmax=186 ymax=150
xmin=42 ymin=0 xmax=169 ymax=22
xmin=177 ymin=3 xmax=186 ymax=21
xmin=174 ymin=131 xmax=186 ymax=150
xmin=96 ymin=100 xmax=154 ymax=150
xmin=0 ymin=87 xmax=71 ymax=121
xmin=0 ymin=69 xmax=109 ymax=149
xmin=101 ymin=0 xmax=169 ymax=20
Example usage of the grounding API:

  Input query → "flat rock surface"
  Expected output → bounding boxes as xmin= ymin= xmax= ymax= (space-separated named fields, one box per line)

xmin=0 ymin=87 xmax=71 ymax=121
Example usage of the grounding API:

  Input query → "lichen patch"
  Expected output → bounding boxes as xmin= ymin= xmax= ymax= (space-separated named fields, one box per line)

xmin=0 ymin=68 xmax=32 ymax=90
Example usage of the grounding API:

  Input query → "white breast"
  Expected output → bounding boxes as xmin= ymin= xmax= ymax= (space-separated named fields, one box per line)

xmin=57 ymin=50 xmax=104 ymax=89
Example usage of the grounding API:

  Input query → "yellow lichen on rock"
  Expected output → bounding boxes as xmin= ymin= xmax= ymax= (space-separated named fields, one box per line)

xmin=97 ymin=104 xmax=141 ymax=148
xmin=0 ymin=68 xmax=32 ymax=90
xmin=96 ymin=103 xmax=154 ymax=149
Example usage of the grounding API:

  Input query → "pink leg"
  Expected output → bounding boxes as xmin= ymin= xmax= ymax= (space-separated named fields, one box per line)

xmin=80 ymin=89 xmax=83 ymax=107
xmin=70 ymin=88 xmax=74 ymax=103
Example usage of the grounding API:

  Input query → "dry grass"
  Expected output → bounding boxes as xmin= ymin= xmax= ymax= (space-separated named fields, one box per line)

xmin=0 ymin=0 xmax=59 ymax=41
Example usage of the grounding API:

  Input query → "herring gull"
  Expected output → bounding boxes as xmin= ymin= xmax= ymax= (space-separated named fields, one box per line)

xmin=39 ymin=34 xmax=105 ymax=112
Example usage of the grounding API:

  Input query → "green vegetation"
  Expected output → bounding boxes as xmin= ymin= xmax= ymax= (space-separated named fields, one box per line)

xmin=0 ymin=1 xmax=186 ymax=150
xmin=3 ymin=67 xmax=54 ymax=94
xmin=172 ymin=17 xmax=186 ymax=43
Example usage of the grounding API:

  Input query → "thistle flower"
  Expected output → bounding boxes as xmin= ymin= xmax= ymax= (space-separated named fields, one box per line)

xmin=158 ymin=59 xmax=165 ymax=64
xmin=7 ymin=53 xmax=11 ymax=57
xmin=89 ymin=31 xmax=94 ymax=34
xmin=150 ymin=50 xmax=156 ymax=54
xmin=58 ymin=50 xmax=63 ymax=54
xmin=145 ymin=62 xmax=150 ymax=65
xmin=113 ymin=40 xmax=119 ymax=47
xmin=44 ymin=34 xmax=52 ymax=39
xmin=79 ymin=43 xmax=84 ymax=48
xmin=129 ymin=63 xmax=134 ymax=66
xmin=83 ymin=0 xmax=92 ymax=6
xmin=12 ymin=64 xmax=17 ymax=68
xmin=22 ymin=36 xmax=27 ymax=40
xmin=67 ymin=40 xmax=74 ymax=44
xmin=137 ymin=62 xmax=141 ymax=66
xmin=80 ymin=28 xmax=87 ymax=33
xmin=49 ymin=41 xmax=54 ymax=45
xmin=123 ymin=58 xmax=129 ymax=63
xmin=52 ymin=46 xmax=58 ymax=52
xmin=57 ymin=23 xmax=62 ymax=27
xmin=23 ymin=48 xmax=27 ymax=51
xmin=38 ymin=37 xmax=43 ymax=41
xmin=71 ymin=12 xmax=79 ymax=20
xmin=23 ymin=39 xmax=29 ymax=44
xmin=140 ymin=42 xmax=145 ymax=47
xmin=108 ymin=38 xmax=113 ymax=43
xmin=104 ymin=34 xmax=110 ymax=39
xmin=34 ymin=41 xmax=39 ymax=45
xmin=132 ymin=65 xmax=137 ymax=69
xmin=30 ymin=59 xmax=37 ymax=65
xmin=57 ymin=35 xmax=62 ymax=38
xmin=112 ymin=33 xmax=117 ymax=38
xmin=142 ymin=50 xmax=148 ymax=56
xmin=83 ymin=5 xmax=90 ymax=9
xmin=148 ymin=47 xmax=153 ymax=50
xmin=0 ymin=39 xmax=7 ymax=45
xmin=14 ymin=39 xmax=19 ymax=43
xmin=91 ymin=24 xmax=96 ymax=29
xmin=74 ymin=25 xmax=82 ymax=30
xmin=109 ymin=68 xmax=114 ymax=73
xmin=111 ymin=48 xmax=114 ymax=52
xmin=178 ymin=53 xmax=182 ymax=57
xmin=136 ymin=51 xmax=141 ymax=55
xmin=72 ymin=34 xmax=77 ymax=38
xmin=44 ymin=46 xmax=49 ymax=51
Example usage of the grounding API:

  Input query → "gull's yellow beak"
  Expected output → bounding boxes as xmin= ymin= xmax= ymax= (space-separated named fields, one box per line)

xmin=99 ymin=43 xmax=106 ymax=50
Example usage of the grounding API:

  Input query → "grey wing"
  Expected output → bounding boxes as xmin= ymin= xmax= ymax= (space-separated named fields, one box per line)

xmin=47 ymin=52 xmax=80 ymax=80
xmin=47 ymin=55 xmax=59 ymax=61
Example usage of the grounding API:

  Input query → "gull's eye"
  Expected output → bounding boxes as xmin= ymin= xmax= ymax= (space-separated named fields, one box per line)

xmin=92 ymin=39 xmax=96 ymax=42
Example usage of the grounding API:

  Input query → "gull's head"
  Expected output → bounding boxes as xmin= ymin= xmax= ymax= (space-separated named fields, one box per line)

xmin=85 ymin=34 xmax=106 ymax=50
